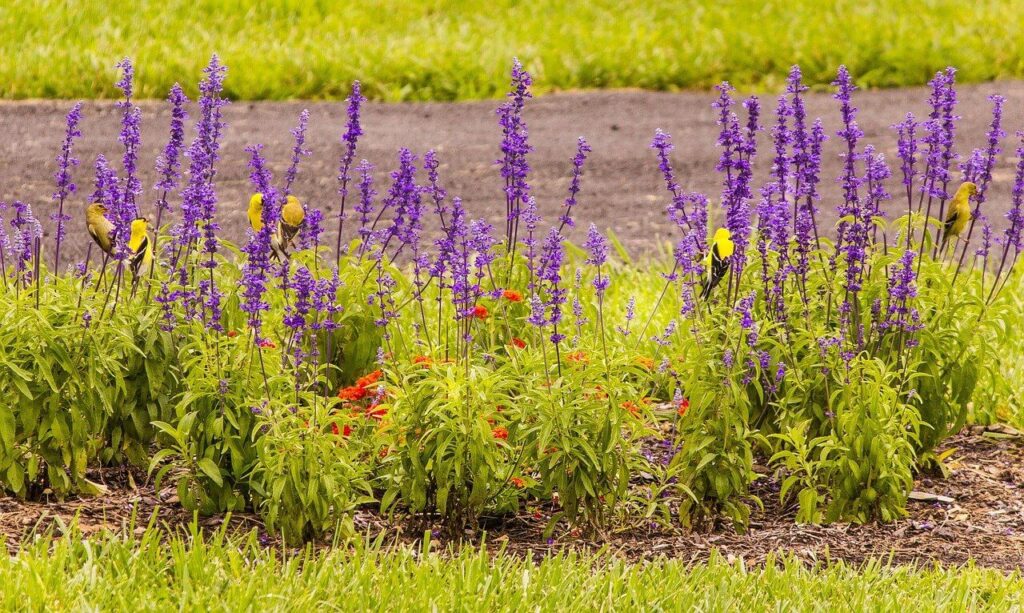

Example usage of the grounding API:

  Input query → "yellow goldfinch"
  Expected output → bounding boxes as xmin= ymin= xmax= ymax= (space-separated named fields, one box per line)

xmin=247 ymin=193 xmax=265 ymax=233
xmin=248 ymin=193 xmax=305 ymax=261
xmin=940 ymin=181 xmax=977 ymax=250
xmin=279 ymin=195 xmax=305 ymax=250
xmin=127 ymin=217 xmax=153 ymax=280
xmin=85 ymin=203 xmax=115 ymax=256
xmin=700 ymin=228 xmax=735 ymax=300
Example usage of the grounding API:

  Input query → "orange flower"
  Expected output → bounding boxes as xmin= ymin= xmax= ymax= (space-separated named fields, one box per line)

xmin=473 ymin=304 xmax=489 ymax=320
xmin=502 ymin=289 xmax=523 ymax=303
xmin=510 ymin=337 xmax=527 ymax=349
xmin=338 ymin=385 xmax=368 ymax=402
xmin=258 ymin=339 xmax=276 ymax=349
xmin=677 ymin=397 xmax=691 ymax=417
xmin=566 ymin=351 xmax=589 ymax=364
xmin=620 ymin=401 xmax=641 ymax=418
xmin=332 ymin=422 xmax=352 ymax=437
xmin=492 ymin=426 xmax=509 ymax=440
xmin=412 ymin=355 xmax=433 ymax=367
xmin=378 ymin=448 xmax=390 ymax=459
xmin=510 ymin=476 xmax=526 ymax=488
xmin=226 ymin=330 xmax=238 ymax=338
xmin=366 ymin=403 xmax=387 ymax=419
xmin=356 ymin=369 xmax=383 ymax=388
xmin=634 ymin=356 xmax=655 ymax=370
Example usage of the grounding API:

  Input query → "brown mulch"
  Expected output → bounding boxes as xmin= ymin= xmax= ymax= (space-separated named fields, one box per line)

xmin=2 ymin=426 xmax=1022 ymax=570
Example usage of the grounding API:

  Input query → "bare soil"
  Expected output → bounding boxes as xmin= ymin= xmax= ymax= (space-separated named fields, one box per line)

xmin=2 ymin=427 xmax=1022 ymax=571
xmin=3 ymin=82 xmax=1024 ymax=263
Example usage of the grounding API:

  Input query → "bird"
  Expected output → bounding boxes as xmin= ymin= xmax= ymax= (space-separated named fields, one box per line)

xmin=700 ymin=228 xmax=735 ymax=300
xmin=127 ymin=217 xmax=153 ymax=281
xmin=939 ymin=181 xmax=978 ymax=251
xmin=247 ymin=193 xmax=305 ymax=261
xmin=85 ymin=203 xmax=115 ymax=256
xmin=279 ymin=195 xmax=306 ymax=250
xmin=247 ymin=193 xmax=265 ymax=233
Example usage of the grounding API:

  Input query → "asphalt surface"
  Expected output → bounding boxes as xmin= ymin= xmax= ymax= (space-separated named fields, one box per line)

xmin=3 ymin=81 xmax=1024 ymax=264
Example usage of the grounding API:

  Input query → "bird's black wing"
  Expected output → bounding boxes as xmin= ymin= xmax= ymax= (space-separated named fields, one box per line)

xmin=129 ymin=235 xmax=149 ymax=277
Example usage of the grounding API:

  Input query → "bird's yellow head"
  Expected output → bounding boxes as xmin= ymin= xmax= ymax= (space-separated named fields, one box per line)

xmin=130 ymin=217 xmax=149 ymax=235
xmin=86 ymin=203 xmax=108 ymax=217
xmin=713 ymin=227 xmax=735 ymax=259
xmin=282 ymin=194 xmax=304 ymax=220
xmin=249 ymin=193 xmax=264 ymax=211
xmin=958 ymin=182 xmax=978 ymax=198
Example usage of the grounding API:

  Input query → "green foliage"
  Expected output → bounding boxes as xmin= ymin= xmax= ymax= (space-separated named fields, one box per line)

xmin=1 ymin=527 xmax=1023 ymax=611
xmin=4 ymin=0 xmax=1024 ymax=101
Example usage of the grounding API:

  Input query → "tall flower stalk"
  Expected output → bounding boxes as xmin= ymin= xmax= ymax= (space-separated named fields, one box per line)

xmin=51 ymin=102 xmax=83 ymax=273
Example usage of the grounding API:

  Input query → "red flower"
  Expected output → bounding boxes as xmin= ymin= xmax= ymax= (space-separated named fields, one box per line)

xmin=226 ymin=330 xmax=238 ymax=338
xmin=338 ymin=385 xmax=368 ymax=402
xmin=620 ymin=401 xmax=641 ymax=418
xmin=412 ymin=355 xmax=433 ymax=367
xmin=473 ymin=304 xmax=489 ymax=320
xmin=502 ymin=290 xmax=523 ymax=303
xmin=510 ymin=476 xmax=526 ymax=489
xmin=356 ymin=369 xmax=383 ymax=388
xmin=510 ymin=337 xmax=527 ymax=349
xmin=566 ymin=351 xmax=589 ymax=364
xmin=492 ymin=426 xmax=509 ymax=440
xmin=378 ymin=448 xmax=389 ymax=459
xmin=366 ymin=403 xmax=387 ymax=419
xmin=331 ymin=423 xmax=352 ymax=437
xmin=258 ymin=339 xmax=276 ymax=349
xmin=677 ymin=397 xmax=691 ymax=417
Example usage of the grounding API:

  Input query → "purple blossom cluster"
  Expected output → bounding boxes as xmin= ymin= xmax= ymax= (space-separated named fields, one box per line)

xmin=51 ymin=102 xmax=83 ymax=270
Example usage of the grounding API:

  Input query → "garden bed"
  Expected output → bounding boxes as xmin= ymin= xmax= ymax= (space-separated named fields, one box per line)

xmin=4 ymin=427 xmax=1021 ymax=571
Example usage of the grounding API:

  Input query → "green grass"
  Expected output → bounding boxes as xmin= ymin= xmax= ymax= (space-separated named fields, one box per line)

xmin=3 ymin=0 xmax=1024 ymax=101
xmin=2 ymin=527 xmax=1022 ymax=611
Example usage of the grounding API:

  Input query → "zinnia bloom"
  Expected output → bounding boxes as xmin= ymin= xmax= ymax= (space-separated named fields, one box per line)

xmin=258 ymin=339 xmax=276 ymax=349
xmin=510 ymin=337 xmax=527 ymax=349
xmin=678 ymin=397 xmax=691 ymax=417
xmin=503 ymin=289 xmax=523 ymax=302
xmin=635 ymin=356 xmax=655 ymax=370
xmin=620 ymin=401 xmax=642 ymax=418
xmin=412 ymin=355 xmax=433 ymax=366
xmin=473 ymin=304 xmax=489 ymax=319
xmin=511 ymin=477 xmax=526 ymax=489
xmin=492 ymin=426 xmax=509 ymax=440
xmin=226 ymin=330 xmax=238 ymax=338
xmin=566 ymin=350 xmax=589 ymax=363
xmin=356 ymin=369 xmax=383 ymax=388
xmin=338 ymin=385 xmax=367 ymax=402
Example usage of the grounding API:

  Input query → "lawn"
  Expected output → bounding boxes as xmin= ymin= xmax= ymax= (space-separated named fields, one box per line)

xmin=3 ymin=528 xmax=1022 ymax=611
xmin=2 ymin=0 xmax=1023 ymax=101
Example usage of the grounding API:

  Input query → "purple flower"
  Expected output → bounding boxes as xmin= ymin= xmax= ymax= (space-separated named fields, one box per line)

xmin=558 ymin=137 xmax=591 ymax=231
xmin=496 ymin=58 xmax=533 ymax=248
xmin=171 ymin=55 xmax=228 ymax=277
xmin=115 ymin=59 xmax=142 ymax=223
xmin=1004 ymin=132 xmax=1024 ymax=253
xmin=354 ymin=160 xmax=377 ymax=253
xmin=335 ymin=81 xmax=365 ymax=258
xmin=712 ymin=85 xmax=758 ymax=272
xmin=155 ymin=83 xmax=189 ymax=200
xmin=284 ymin=109 xmax=310 ymax=196
xmin=617 ymin=296 xmax=636 ymax=337
xmin=51 ymin=102 xmax=83 ymax=271
xmin=584 ymin=224 xmax=610 ymax=296
xmin=241 ymin=144 xmax=279 ymax=339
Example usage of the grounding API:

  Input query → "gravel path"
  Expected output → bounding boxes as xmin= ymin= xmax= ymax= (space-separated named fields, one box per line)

xmin=3 ymin=82 xmax=1024 ymax=263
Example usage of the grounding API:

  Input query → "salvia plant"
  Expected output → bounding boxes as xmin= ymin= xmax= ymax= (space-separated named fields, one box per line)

xmin=0 ymin=56 xmax=1021 ymax=543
